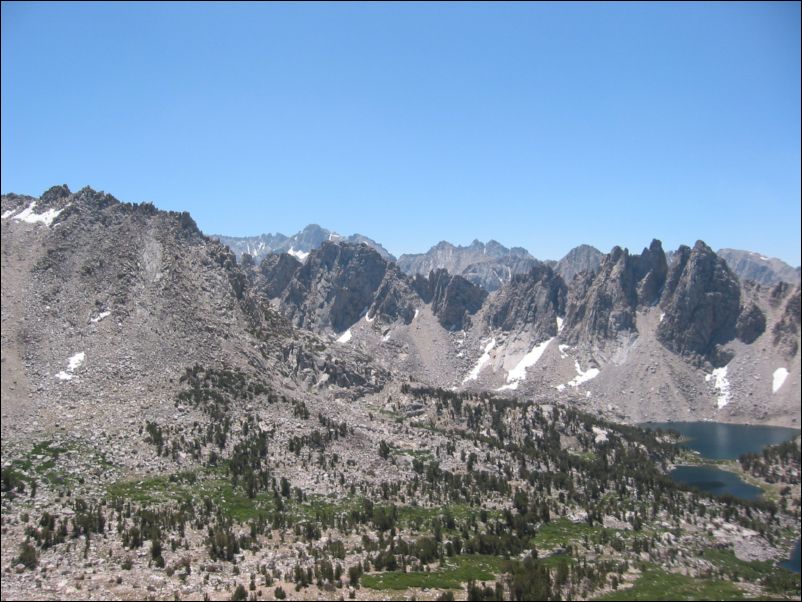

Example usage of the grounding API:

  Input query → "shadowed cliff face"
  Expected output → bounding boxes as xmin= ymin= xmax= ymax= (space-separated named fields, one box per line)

xmin=483 ymin=264 xmax=566 ymax=340
xmin=773 ymin=284 xmax=801 ymax=357
xmin=657 ymin=241 xmax=741 ymax=360
xmin=562 ymin=240 xmax=667 ymax=346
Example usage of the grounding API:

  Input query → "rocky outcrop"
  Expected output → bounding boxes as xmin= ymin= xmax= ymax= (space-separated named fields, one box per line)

xmin=773 ymin=284 xmax=801 ymax=357
xmin=276 ymin=242 xmax=390 ymax=332
xmin=368 ymin=265 xmax=420 ymax=326
xmin=657 ymin=241 xmax=741 ymax=360
xmin=253 ymin=253 xmax=302 ymax=299
xmin=735 ymin=302 xmax=766 ymax=344
xmin=563 ymin=241 xmax=668 ymax=345
xmin=718 ymin=248 xmax=800 ymax=286
xmin=485 ymin=265 xmax=566 ymax=340
xmin=413 ymin=269 xmax=488 ymax=331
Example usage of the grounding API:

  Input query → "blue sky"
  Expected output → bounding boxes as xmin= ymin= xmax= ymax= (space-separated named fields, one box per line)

xmin=2 ymin=2 xmax=800 ymax=264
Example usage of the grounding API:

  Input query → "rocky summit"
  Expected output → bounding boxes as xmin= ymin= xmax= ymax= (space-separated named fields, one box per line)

xmin=1 ymin=186 xmax=800 ymax=602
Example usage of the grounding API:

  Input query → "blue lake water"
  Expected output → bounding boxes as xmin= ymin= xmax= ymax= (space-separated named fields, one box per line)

xmin=643 ymin=421 xmax=800 ymax=460
xmin=668 ymin=465 xmax=764 ymax=501
xmin=643 ymin=421 xmax=801 ymax=573
xmin=780 ymin=540 xmax=801 ymax=573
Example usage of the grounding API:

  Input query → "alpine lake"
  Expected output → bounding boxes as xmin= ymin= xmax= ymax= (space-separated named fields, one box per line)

xmin=643 ymin=421 xmax=801 ymax=573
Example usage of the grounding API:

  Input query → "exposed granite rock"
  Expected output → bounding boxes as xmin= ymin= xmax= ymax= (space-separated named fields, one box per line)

xmin=736 ymin=302 xmax=767 ymax=344
xmin=485 ymin=265 xmax=566 ymax=340
xmin=657 ymin=241 xmax=741 ymax=360
xmin=278 ymin=241 xmax=389 ymax=332
xmin=253 ymin=253 xmax=302 ymax=299
xmin=398 ymin=239 xmax=537 ymax=292
xmin=718 ymin=248 xmax=800 ymax=286
xmin=563 ymin=241 xmax=668 ymax=345
xmin=553 ymin=244 xmax=604 ymax=283
xmin=773 ymin=284 xmax=801 ymax=357
xmin=368 ymin=265 xmax=419 ymax=325
xmin=423 ymin=269 xmax=488 ymax=331
xmin=460 ymin=254 xmax=542 ymax=292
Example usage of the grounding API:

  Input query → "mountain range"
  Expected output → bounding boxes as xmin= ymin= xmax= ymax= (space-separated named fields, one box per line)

xmin=216 ymin=227 xmax=799 ymax=293
xmin=3 ymin=186 xmax=799 ymax=431
xmin=2 ymin=185 xmax=800 ymax=601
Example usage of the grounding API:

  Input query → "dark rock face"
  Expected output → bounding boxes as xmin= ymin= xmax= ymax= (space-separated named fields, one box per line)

xmin=631 ymin=239 xmax=668 ymax=306
xmin=485 ymin=265 xmax=566 ymax=340
xmin=657 ymin=241 xmax=741 ymax=359
xmin=553 ymin=244 xmax=604 ymax=283
xmin=40 ymin=184 xmax=72 ymax=205
xmin=773 ymin=284 xmax=801 ymax=357
xmin=255 ymin=243 xmax=485 ymax=333
xmin=254 ymin=253 xmax=302 ymax=299
xmin=563 ymin=241 xmax=668 ymax=345
xmin=279 ymin=242 xmax=390 ymax=332
xmin=368 ymin=265 xmax=419 ymax=325
xmin=419 ymin=269 xmax=488 ymax=331
xmin=718 ymin=248 xmax=800 ymax=286
xmin=735 ymin=302 xmax=766 ymax=344
xmin=769 ymin=281 xmax=792 ymax=308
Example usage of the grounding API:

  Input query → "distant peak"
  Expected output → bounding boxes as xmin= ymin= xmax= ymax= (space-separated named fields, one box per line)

xmin=41 ymin=184 xmax=71 ymax=203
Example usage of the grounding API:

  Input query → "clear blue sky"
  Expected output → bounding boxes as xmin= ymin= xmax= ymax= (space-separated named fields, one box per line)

xmin=2 ymin=2 xmax=800 ymax=264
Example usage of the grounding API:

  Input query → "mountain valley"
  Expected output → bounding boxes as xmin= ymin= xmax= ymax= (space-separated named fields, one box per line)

xmin=1 ymin=186 xmax=799 ymax=601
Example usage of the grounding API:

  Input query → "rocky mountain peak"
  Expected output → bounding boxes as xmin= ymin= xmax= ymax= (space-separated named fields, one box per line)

xmin=657 ymin=240 xmax=741 ymax=361
xmin=553 ymin=243 xmax=604 ymax=283
xmin=40 ymin=184 xmax=72 ymax=204
xmin=398 ymin=238 xmax=539 ymax=293
xmin=717 ymin=248 xmax=800 ymax=286
xmin=485 ymin=264 xmax=566 ymax=339
xmin=562 ymin=242 xmax=668 ymax=346
xmin=424 ymin=268 xmax=488 ymax=331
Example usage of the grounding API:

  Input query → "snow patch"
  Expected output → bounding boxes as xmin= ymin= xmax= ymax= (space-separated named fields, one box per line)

xmin=12 ymin=201 xmax=67 ymax=226
xmin=2 ymin=207 xmax=19 ymax=219
xmin=67 ymin=352 xmax=85 ymax=371
xmin=91 ymin=311 xmax=111 ymax=323
xmin=56 ymin=352 xmax=85 ymax=381
xmin=566 ymin=360 xmax=599 ymax=387
xmin=505 ymin=337 xmax=553 ymax=385
xmin=556 ymin=384 xmax=566 ymax=392
xmin=336 ymin=329 xmax=352 ymax=344
xmin=772 ymin=367 xmax=788 ymax=393
xmin=707 ymin=366 xmax=731 ymax=409
xmin=558 ymin=344 xmax=570 ymax=359
xmin=556 ymin=317 xmax=564 ymax=333
xmin=414 ymin=309 xmax=419 ymax=320
xmin=497 ymin=381 xmax=518 ymax=391
xmin=659 ymin=312 xmax=665 ymax=323
xmin=463 ymin=338 xmax=496 ymax=383
xmin=287 ymin=247 xmax=309 ymax=262
xmin=364 ymin=311 xmax=374 ymax=323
